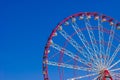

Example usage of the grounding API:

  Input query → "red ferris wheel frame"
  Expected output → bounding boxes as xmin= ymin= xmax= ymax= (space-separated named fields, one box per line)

xmin=43 ymin=12 xmax=120 ymax=80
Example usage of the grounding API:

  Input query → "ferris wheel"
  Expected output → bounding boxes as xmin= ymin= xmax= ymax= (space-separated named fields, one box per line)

xmin=43 ymin=12 xmax=120 ymax=80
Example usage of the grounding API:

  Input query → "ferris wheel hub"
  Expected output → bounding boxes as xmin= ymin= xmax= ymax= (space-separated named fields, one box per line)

xmin=98 ymin=69 xmax=113 ymax=80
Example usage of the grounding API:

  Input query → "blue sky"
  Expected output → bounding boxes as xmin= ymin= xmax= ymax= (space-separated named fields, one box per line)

xmin=0 ymin=0 xmax=120 ymax=80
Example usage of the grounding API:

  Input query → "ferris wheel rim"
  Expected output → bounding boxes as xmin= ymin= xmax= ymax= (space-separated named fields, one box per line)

xmin=44 ymin=12 xmax=119 ymax=54
xmin=43 ymin=12 xmax=120 ymax=80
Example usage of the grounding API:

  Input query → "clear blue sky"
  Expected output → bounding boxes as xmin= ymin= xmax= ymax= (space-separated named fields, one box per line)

xmin=0 ymin=0 xmax=120 ymax=80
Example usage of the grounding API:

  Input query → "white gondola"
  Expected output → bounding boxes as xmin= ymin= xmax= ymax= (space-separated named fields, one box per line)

xmin=86 ymin=15 xmax=91 ymax=19
xmin=64 ymin=21 xmax=69 ymax=26
xmin=102 ymin=18 xmax=107 ymax=22
xmin=110 ymin=22 xmax=114 ymax=26
xmin=45 ymin=50 xmax=50 ymax=54
xmin=79 ymin=15 xmax=84 ymax=20
xmin=94 ymin=16 xmax=99 ymax=20
xmin=53 ymin=32 xmax=57 ymax=36
xmin=49 ymin=40 xmax=53 ymax=44
xmin=58 ymin=26 xmax=62 ymax=30
xmin=72 ymin=17 xmax=76 ymax=23
xmin=43 ymin=60 xmax=48 ymax=64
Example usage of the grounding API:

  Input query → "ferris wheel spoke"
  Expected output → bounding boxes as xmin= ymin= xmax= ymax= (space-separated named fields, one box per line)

xmin=110 ymin=68 xmax=120 ymax=72
xmin=59 ymin=29 xmax=89 ymax=59
xmin=97 ymin=19 xmax=105 ymax=61
xmin=105 ymin=25 xmax=115 ymax=66
xmin=45 ymin=61 xmax=94 ymax=72
xmin=84 ymin=18 xmax=99 ymax=63
xmin=108 ymin=44 xmax=120 ymax=67
xmin=84 ymin=19 xmax=99 ymax=53
xmin=67 ymin=73 xmax=97 ymax=80
xmin=50 ymin=43 xmax=93 ymax=67
xmin=92 ymin=75 xmax=100 ymax=80
xmin=71 ymin=22 xmax=95 ymax=61
xmin=108 ymin=59 xmax=120 ymax=69
xmin=111 ymin=72 xmax=120 ymax=76
xmin=113 ymin=73 xmax=120 ymax=79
